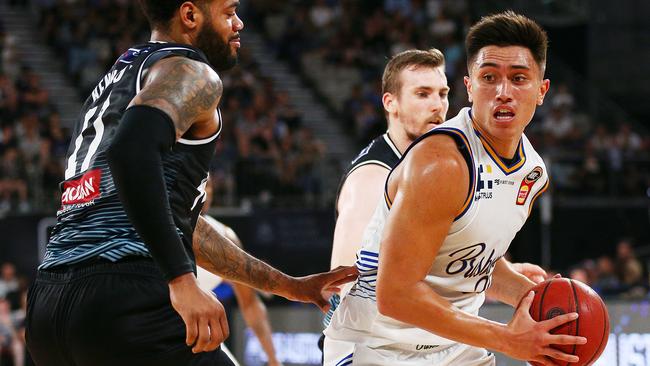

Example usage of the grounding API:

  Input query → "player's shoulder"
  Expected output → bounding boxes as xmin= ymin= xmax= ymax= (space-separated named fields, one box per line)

xmin=147 ymin=56 xmax=221 ymax=90
xmin=348 ymin=133 xmax=401 ymax=173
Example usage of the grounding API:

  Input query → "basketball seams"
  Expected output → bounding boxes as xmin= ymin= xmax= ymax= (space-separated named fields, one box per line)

xmin=585 ymin=296 xmax=609 ymax=365
xmin=569 ymin=279 xmax=580 ymax=365
xmin=538 ymin=280 xmax=552 ymax=322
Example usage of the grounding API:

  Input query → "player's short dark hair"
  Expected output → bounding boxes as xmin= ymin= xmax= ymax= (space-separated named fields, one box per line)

xmin=138 ymin=0 xmax=208 ymax=30
xmin=466 ymin=11 xmax=548 ymax=74
xmin=382 ymin=48 xmax=445 ymax=96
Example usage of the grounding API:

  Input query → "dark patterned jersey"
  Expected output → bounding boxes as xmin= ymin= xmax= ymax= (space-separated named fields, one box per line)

xmin=334 ymin=133 xmax=402 ymax=217
xmin=40 ymin=42 xmax=221 ymax=269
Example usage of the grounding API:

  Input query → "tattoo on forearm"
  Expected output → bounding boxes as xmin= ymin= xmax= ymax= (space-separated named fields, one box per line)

xmin=192 ymin=217 xmax=282 ymax=292
xmin=133 ymin=57 xmax=223 ymax=137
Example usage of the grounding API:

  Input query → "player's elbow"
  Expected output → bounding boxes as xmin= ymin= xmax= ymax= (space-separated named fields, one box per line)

xmin=376 ymin=280 xmax=401 ymax=318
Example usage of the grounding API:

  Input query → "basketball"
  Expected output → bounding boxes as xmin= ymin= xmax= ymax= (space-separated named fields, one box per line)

xmin=529 ymin=278 xmax=610 ymax=366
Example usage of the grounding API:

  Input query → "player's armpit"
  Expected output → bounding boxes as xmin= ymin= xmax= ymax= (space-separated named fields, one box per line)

xmin=129 ymin=56 xmax=222 ymax=139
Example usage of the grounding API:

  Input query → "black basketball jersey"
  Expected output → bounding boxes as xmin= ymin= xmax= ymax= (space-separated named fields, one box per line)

xmin=41 ymin=42 xmax=221 ymax=269
xmin=335 ymin=133 xmax=402 ymax=216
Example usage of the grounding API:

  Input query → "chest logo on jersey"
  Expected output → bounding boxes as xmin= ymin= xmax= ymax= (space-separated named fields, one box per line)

xmin=516 ymin=166 xmax=543 ymax=205
xmin=475 ymin=164 xmax=515 ymax=201
xmin=61 ymin=169 xmax=102 ymax=205
xmin=446 ymin=243 xmax=503 ymax=292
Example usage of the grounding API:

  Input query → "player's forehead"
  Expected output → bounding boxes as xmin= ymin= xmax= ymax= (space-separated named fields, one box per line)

xmin=213 ymin=0 xmax=239 ymax=10
xmin=471 ymin=45 xmax=539 ymax=73
xmin=399 ymin=65 xmax=448 ymax=90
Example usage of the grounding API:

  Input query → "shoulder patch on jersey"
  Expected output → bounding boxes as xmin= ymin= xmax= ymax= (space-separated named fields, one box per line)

xmin=516 ymin=166 xmax=543 ymax=205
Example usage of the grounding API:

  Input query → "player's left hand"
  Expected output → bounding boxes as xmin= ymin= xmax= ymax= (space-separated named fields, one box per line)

xmin=511 ymin=262 xmax=547 ymax=284
xmin=283 ymin=266 xmax=358 ymax=312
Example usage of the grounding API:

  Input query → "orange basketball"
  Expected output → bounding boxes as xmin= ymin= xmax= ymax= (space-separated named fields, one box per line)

xmin=528 ymin=278 xmax=610 ymax=366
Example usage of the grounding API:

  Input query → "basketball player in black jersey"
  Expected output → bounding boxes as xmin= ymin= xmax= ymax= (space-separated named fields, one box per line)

xmin=26 ymin=1 xmax=356 ymax=365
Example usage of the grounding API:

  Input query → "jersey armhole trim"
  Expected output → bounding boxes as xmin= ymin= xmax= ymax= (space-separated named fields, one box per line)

xmin=177 ymin=109 xmax=223 ymax=145
xmin=382 ymin=127 xmax=475 ymax=217
xmin=432 ymin=128 xmax=476 ymax=221
xmin=527 ymin=177 xmax=550 ymax=216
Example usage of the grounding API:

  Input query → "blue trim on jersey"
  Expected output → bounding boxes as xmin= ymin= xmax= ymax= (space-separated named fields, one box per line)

xmin=336 ymin=353 xmax=354 ymax=366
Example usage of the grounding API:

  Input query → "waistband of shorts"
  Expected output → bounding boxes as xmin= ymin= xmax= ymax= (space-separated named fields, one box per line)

xmin=36 ymin=256 xmax=164 ymax=282
xmin=380 ymin=341 xmax=455 ymax=353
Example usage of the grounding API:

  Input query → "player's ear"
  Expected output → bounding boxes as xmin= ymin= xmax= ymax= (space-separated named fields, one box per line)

xmin=537 ymin=79 xmax=550 ymax=106
xmin=464 ymin=76 xmax=473 ymax=103
xmin=383 ymin=92 xmax=396 ymax=115
xmin=179 ymin=1 xmax=203 ymax=31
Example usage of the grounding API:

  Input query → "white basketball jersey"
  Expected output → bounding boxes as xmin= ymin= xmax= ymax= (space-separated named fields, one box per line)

xmin=196 ymin=215 xmax=238 ymax=292
xmin=325 ymin=107 xmax=549 ymax=347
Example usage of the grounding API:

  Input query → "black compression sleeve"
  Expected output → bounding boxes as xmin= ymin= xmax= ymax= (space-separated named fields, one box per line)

xmin=107 ymin=105 xmax=193 ymax=281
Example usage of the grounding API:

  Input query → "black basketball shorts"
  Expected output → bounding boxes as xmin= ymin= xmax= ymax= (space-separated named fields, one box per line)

xmin=26 ymin=258 xmax=236 ymax=366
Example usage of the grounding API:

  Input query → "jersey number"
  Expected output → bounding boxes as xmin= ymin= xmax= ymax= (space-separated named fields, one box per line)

xmin=64 ymin=93 xmax=112 ymax=179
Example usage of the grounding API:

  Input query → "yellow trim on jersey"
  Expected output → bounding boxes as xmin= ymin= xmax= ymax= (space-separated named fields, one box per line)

xmin=384 ymin=190 xmax=393 ymax=209
xmin=473 ymin=128 xmax=526 ymax=174
xmin=528 ymin=178 xmax=550 ymax=215
xmin=382 ymin=128 xmax=475 ymax=218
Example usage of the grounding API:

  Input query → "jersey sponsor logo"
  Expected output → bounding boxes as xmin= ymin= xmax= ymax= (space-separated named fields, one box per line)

xmin=61 ymin=169 xmax=102 ymax=205
xmin=475 ymin=164 xmax=494 ymax=201
xmin=446 ymin=243 xmax=503 ymax=292
xmin=516 ymin=166 xmax=543 ymax=205
xmin=190 ymin=176 xmax=209 ymax=211
xmin=350 ymin=140 xmax=375 ymax=165
xmin=415 ymin=344 xmax=439 ymax=351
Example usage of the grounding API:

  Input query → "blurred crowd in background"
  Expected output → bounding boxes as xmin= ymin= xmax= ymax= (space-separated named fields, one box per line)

xmin=0 ymin=0 xmax=649 ymax=364
xmin=0 ymin=0 xmax=648 ymax=216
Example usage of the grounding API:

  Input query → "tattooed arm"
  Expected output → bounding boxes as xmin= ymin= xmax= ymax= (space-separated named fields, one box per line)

xmin=194 ymin=216 xmax=289 ymax=294
xmin=193 ymin=216 xmax=358 ymax=311
xmin=130 ymin=56 xmax=222 ymax=139
xmin=108 ymin=56 xmax=227 ymax=354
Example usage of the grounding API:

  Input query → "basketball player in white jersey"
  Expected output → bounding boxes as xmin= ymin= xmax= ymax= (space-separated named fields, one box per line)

xmin=323 ymin=47 xmax=547 ymax=337
xmin=197 ymin=177 xmax=283 ymax=366
xmin=324 ymin=11 xmax=587 ymax=366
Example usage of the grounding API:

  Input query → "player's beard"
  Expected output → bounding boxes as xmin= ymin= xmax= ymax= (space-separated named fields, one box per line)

xmin=196 ymin=24 xmax=238 ymax=72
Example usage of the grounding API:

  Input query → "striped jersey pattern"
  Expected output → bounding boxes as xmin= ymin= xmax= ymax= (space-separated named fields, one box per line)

xmin=41 ymin=42 xmax=218 ymax=269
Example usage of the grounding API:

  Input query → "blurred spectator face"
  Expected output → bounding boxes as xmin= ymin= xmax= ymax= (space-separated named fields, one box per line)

xmin=597 ymin=256 xmax=614 ymax=275
xmin=385 ymin=65 xmax=449 ymax=140
xmin=464 ymin=46 xmax=549 ymax=144
xmin=194 ymin=0 xmax=244 ymax=71
xmin=616 ymin=240 xmax=634 ymax=260
xmin=569 ymin=268 xmax=589 ymax=284
xmin=1 ymin=263 xmax=15 ymax=280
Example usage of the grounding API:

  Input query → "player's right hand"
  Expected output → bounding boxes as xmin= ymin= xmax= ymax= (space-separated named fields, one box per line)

xmin=168 ymin=272 xmax=230 ymax=353
xmin=504 ymin=291 xmax=587 ymax=365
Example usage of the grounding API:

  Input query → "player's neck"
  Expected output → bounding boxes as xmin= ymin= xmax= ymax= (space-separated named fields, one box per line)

xmin=150 ymin=29 xmax=192 ymax=46
xmin=388 ymin=128 xmax=411 ymax=154
xmin=474 ymin=123 xmax=520 ymax=159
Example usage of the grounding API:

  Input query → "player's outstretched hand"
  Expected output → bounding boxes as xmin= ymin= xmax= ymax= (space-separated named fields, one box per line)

xmin=168 ymin=273 xmax=230 ymax=354
xmin=503 ymin=291 xmax=587 ymax=365
xmin=283 ymin=266 xmax=358 ymax=312
xmin=511 ymin=262 xmax=548 ymax=284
